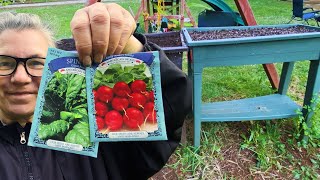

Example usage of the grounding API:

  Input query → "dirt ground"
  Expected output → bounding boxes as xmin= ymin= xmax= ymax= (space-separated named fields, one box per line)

xmin=150 ymin=119 xmax=320 ymax=180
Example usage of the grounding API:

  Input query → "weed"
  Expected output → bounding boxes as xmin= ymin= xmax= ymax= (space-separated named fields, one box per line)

xmin=292 ymin=164 xmax=320 ymax=180
xmin=0 ymin=0 xmax=14 ymax=6
xmin=294 ymin=95 xmax=320 ymax=148
xmin=240 ymin=121 xmax=286 ymax=170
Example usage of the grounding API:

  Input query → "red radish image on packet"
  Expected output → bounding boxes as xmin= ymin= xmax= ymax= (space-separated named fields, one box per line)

xmin=86 ymin=52 xmax=167 ymax=142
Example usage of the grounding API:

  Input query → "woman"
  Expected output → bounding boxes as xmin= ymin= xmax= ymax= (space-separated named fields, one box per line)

xmin=0 ymin=2 xmax=191 ymax=180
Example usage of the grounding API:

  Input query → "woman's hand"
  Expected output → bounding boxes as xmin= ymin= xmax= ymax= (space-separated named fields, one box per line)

xmin=70 ymin=2 xmax=143 ymax=66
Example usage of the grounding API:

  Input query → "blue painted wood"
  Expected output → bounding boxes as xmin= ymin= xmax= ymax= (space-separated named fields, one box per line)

xmin=303 ymin=60 xmax=320 ymax=129
xmin=190 ymin=38 xmax=320 ymax=67
xmin=182 ymin=24 xmax=320 ymax=46
xmin=187 ymin=50 xmax=193 ymax=78
xmin=278 ymin=62 xmax=295 ymax=95
xmin=184 ymin=24 xmax=320 ymax=147
xmin=193 ymin=71 xmax=203 ymax=147
xmin=200 ymin=0 xmax=245 ymax=26
xmin=201 ymin=94 xmax=301 ymax=122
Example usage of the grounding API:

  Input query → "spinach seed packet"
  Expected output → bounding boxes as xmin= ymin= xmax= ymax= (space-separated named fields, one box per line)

xmin=86 ymin=51 xmax=167 ymax=142
xmin=28 ymin=48 xmax=99 ymax=157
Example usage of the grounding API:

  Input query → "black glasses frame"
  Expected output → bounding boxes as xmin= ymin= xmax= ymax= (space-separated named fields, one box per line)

xmin=0 ymin=55 xmax=45 ymax=77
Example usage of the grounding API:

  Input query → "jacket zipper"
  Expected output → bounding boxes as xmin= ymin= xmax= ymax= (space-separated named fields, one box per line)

xmin=20 ymin=132 xmax=26 ymax=144
xmin=18 ymin=130 xmax=35 ymax=180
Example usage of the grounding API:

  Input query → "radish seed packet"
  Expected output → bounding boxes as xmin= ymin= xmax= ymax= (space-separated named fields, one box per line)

xmin=86 ymin=51 xmax=167 ymax=142
xmin=28 ymin=48 xmax=99 ymax=157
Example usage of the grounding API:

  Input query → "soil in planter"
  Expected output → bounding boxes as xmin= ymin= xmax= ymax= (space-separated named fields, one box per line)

xmin=189 ymin=26 xmax=320 ymax=41
xmin=55 ymin=38 xmax=76 ymax=51
xmin=56 ymin=32 xmax=183 ymax=50
xmin=145 ymin=31 xmax=182 ymax=47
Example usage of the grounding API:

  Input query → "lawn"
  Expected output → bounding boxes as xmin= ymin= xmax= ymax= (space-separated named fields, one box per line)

xmin=1 ymin=0 xmax=320 ymax=179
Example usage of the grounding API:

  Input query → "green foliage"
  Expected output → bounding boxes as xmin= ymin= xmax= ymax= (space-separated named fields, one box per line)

xmin=170 ymin=122 xmax=226 ymax=179
xmin=46 ymin=72 xmax=87 ymax=111
xmin=292 ymin=156 xmax=320 ymax=180
xmin=64 ymin=74 xmax=86 ymax=110
xmin=60 ymin=111 xmax=82 ymax=123
xmin=240 ymin=121 xmax=286 ymax=169
xmin=65 ymin=121 xmax=92 ymax=147
xmin=38 ymin=120 xmax=70 ymax=140
xmin=294 ymin=95 xmax=320 ymax=148
xmin=0 ymin=0 xmax=13 ymax=6
xmin=94 ymin=63 xmax=152 ymax=91
xmin=0 ymin=4 xmax=83 ymax=39
xmin=71 ymin=106 xmax=89 ymax=123
xmin=169 ymin=145 xmax=203 ymax=174
xmin=188 ymin=2 xmax=211 ymax=11
xmin=39 ymin=72 xmax=90 ymax=147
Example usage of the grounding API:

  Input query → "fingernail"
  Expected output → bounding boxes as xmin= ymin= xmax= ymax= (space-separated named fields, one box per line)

xmin=83 ymin=56 xmax=92 ymax=67
xmin=94 ymin=54 xmax=103 ymax=64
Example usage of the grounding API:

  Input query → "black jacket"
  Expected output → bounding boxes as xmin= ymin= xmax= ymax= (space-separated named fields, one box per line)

xmin=0 ymin=34 xmax=192 ymax=180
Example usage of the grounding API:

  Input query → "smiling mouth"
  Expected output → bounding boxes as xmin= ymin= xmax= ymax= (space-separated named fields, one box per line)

xmin=8 ymin=91 xmax=34 ymax=94
xmin=6 ymin=93 xmax=37 ymax=103
xmin=7 ymin=92 xmax=36 ymax=96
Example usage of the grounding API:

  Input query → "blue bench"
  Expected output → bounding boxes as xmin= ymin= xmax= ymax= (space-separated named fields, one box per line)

xmin=183 ymin=24 xmax=320 ymax=147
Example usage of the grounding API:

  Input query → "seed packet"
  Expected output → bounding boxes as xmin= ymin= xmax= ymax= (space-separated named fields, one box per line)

xmin=28 ymin=48 xmax=99 ymax=157
xmin=86 ymin=51 xmax=167 ymax=142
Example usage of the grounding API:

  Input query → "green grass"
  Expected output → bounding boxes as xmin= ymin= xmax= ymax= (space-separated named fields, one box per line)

xmin=0 ymin=1 xmax=143 ymax=39
xmin=1 ymin=4 xmax=83 ymax=39
xmin=1 ymin=0 xmax=320 ymax=179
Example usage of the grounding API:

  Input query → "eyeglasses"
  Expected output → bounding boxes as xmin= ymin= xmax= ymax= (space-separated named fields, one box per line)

xmin=0 ymin=55 xmax=45 ymax=77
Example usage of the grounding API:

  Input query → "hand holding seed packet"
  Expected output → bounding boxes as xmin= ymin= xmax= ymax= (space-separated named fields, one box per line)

xmin=28 ymin=48 xmax=167 ymax=157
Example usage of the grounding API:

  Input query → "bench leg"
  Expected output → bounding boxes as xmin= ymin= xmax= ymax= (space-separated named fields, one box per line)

xmin=187 ymin=50 xmax=194 ymax=113
xmin=278 ymin=62 xmax=295 ymax=95
xmin=302 ymin=60 xmax=320 ymax=140
xmin=187 ymin=50 xmax=193 ymax=78
xmin=193 ymin=71 xmax=202 ymax=147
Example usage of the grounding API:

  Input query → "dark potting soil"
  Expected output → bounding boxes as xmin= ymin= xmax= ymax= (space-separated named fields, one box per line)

xmin=55 ymin=38 xmax=76 ymax=51
xmin=189 ymin=26 xmax=320 ymax=41
xmin=55 ymin=31 xmax=183 ymax=51
xmin=145 ymin=31 xmax=182 ymax=47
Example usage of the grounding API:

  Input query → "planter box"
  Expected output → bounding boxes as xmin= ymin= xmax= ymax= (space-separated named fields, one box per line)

xmin=56 ymin=31 xmax=188 ymax=70
xmin=182 ymin=24 xmax=320 ymax=67
xmin=145 ymin=31 xmax=188 ymax=69
xmin=181 ymin=24 xmax=320 ymax=147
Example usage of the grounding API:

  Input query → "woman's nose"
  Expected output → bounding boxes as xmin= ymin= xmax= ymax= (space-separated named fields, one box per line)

xmin=10 ymin=63 xmax=32 ymax=84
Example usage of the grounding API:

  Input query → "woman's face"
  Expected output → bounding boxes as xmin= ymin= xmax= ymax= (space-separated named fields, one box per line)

xmin=0 ymin=29 xmax=49 ymax=124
